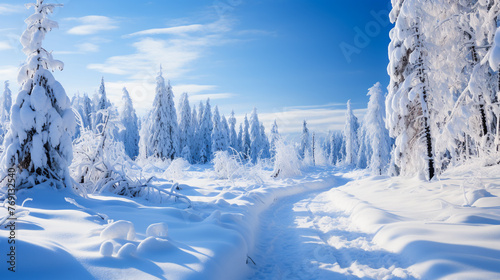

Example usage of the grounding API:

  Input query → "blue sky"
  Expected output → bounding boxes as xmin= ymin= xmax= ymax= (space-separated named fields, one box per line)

xmin=0 ymin=0 xmax=392 ymax=134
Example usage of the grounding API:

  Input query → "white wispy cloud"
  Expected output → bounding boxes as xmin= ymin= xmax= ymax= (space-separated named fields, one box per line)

xmin=0 ymin=66 xmax=19 ymax=86
xmin=54 ymin=43 xmax=101 ymax=55
xmin=88 ymin=37 xmax=202 ymax=79
xmin=0 ymin=4 xmax=24 ymax=15
xmin=89 ymin=19 xmax=232 ymax=79
xmin=66 ymin=16 xmax=118 ymax=35
xmin=88 ymin=17 xmax=272 ymax=116
xmin=77 ymin=42 xmax=99 ymax=52
xmin=127 ymin=24 xmax=205 ymax=37
xmin=0 ymin=41 xmax=13 ymax=51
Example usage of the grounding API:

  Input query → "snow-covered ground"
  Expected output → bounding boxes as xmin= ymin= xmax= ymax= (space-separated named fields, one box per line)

xmin=1 ymin=162 xmax=500 ymax=279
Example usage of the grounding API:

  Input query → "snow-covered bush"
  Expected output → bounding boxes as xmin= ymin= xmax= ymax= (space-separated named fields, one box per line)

xmin=163 ymin=158 xmax=190 ymax=180
xmin=212 ymin=151 xmax=242 ymax=179
xmin=71 ymin=110 xmax=190 ymax=206
xmin=272 ymin=138 xmax=302 ymax=178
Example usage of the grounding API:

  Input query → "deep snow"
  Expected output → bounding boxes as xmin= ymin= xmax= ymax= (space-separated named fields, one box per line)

xmin=1 ymin=163 xmax=500 ymax=279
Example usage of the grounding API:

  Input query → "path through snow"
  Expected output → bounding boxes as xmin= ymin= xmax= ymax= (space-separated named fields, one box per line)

xmin=247 ymin=187 xmax=416 ymax=280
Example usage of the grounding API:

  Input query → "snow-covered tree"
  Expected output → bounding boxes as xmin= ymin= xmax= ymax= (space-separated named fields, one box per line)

xmin=120 ymin=87 xmax=139 ymax=160
xmin=344 ymin=100 xmax=359 ymax=166
xmin=1 ymin=81 xmax=12 ymax=123
xmin=212 ymin=106 xmax=227 ymax=154
xmin=82 ymin=93 xmax=93 ymax=131
xmin=146 ymin=67 xmax=179 ymax=160
xmin=198 ymin=99 xmax=213 ymax=163
xmin=242 ymin=115 xmax=251 ymax=160
xmin=300 ymin=120 xmax=311 ymax=160
xmin=330 ymin=131 xmax=344 ymax=165
xmin=2 ymin=0 xmax=75 ymax=189
xmin=94 ymin=77 xmax=109 ymax=134
xmin=237 ymin=123 xmax=243 ymax=154
xmin=249 ymin=108 xmax=262 ymax=163
xmin=190 ymin=105 xmax=199 ymax=163
xmin=0 ymin=81 xmax=13 ymax=144
xmin=178 ymin=92 xmax=192 ymax=162
xmin=138 ymin=114 xmax=151 ymax=160
xmin=270 ymin=120 xmax=280 ymax=159
xmin=221 ymin=115 xmax=230 ymax=152
xmin=356 ymin=125 xmax=369 ymax=169
xmin=228 ymin=110 xmax=238 ymax=153
xmin=387 ymin=1 xmax=437 ymax=179
xmin=364 ymin=82 xmax=391 ymax=175
xmin=260 ymin=123 xmax=271 ymax=159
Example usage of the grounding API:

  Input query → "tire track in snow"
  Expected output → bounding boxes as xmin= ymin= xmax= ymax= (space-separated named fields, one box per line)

xmin=247 ymin=188 xmax=416 ymax=280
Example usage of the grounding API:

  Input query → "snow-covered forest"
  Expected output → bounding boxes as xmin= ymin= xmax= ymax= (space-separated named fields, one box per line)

xmin=1 ymin=0 xmax=500 ymax=279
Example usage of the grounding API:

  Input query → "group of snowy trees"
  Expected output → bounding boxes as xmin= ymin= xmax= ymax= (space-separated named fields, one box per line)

xmin=321 ymin=0 xmax=500 ymax=179
xmin=317 ymin=83 xmax=392 ymax=176
xmin=140 ymin=69 xmax=273 ymax=164
xmin=386 ymin=0 xmax=500 ymax=179
xmin=69 ymin=71 xmax=275 ymax=166
xmin=5 ymin=0 xmax=500 ymax=192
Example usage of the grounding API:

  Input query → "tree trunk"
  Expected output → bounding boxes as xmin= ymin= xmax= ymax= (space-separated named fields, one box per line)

xmin=416 ymin=24 xmax=435 ymax=180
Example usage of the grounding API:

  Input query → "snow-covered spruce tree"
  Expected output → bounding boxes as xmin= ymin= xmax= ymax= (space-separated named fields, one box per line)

xmin=212 ymin=106 xmax=226 ymax=154
xmin=260 ymin=123 xmax=271 ymax=159
xmin=198 ymin=99 xmax=213 ymax=163
xmin=343 ymin=100 xmax=359 ymax=166
xmin=242 ymin=115 xmax=251 ymax=160
xmin=237 ymin=123 xmax=243 ymax=154
xmin=0 ymin=81 xmax=13 ymax=144
xmin=94 ymin=77 xmax=109 ymax=134
xmin=300 ymin=120 xmax=311 ymax=160
xmin=82 ymin=93 xmax=93 ymax=131
xmin=221 ymin=115 xmax=230 ymax=152
xmin=249 ymin=108 xmax=262 ymax=163
xmin=387 ymin=1 xmax=436 ymax=179
xmin=364 ymin=82 xmax=391 ymax=175
xmin=356 ymin=125 xmax=369 ymax=169
xmin=190 ymin=105 xmax=199 ymax=163
xmin=228 ymin=110 xmax=238 ymax=153
xmin=120 ymin=87 xmax=139 ymax=160
xmin=178 ymin=92 xmax=192 ymax=162
xmin=330 ymin=131 xmax=344 ymax=165
xmin=146 ymin=67 xmax=179 ymax=160
xmin=2 ymin=0 xmax=75 ymax=189
xmin=324 ymin=131 xmax=332 ymax=160
xmin=270 ymin=120 xmax=280 ymax=159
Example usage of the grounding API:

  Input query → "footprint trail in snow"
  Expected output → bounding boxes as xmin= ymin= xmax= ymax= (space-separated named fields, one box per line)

xmin=247 ymin=190 xmax=416 ymax=280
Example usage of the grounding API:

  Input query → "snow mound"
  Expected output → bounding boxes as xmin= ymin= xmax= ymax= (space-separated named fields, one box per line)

xmin=205 ymin=210 xmax=222 ymax=224
xmin=137 ymin=237 xmax=173 ymax=254
xmin=146 ymin=222 xmax=168 ymax=238
xmin=100 ymin=220 xmax=136 ymax=241
xmin=99 ymin=241 xmax=114 ymax=257
xmin=466 ymin=189 xmax=494 ymax=206
xmin=117 ymin=243 xmax=136 ymax=258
